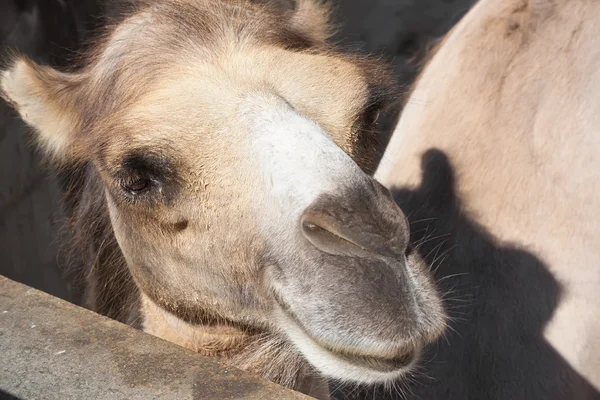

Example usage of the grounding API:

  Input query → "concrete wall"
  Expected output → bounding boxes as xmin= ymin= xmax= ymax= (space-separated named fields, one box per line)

xmin=0 ymin=0 xmax=475 ymax=299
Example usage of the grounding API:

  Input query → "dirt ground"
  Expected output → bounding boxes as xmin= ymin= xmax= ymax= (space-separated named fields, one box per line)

xmin=0 ymin=0 xmax=475 ymax=300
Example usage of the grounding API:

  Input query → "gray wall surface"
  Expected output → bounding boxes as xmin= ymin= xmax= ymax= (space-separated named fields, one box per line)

xmin=0 ymin=0 xmax=475 ymax=301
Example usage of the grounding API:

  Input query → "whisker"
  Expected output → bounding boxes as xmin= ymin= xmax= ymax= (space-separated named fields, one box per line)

xmin=437 ymin=272 xmax=469 ymax=284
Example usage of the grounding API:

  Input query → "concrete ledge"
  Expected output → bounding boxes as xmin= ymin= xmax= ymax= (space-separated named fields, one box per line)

xmin=0 ymin=275 xmax=311 ymax=400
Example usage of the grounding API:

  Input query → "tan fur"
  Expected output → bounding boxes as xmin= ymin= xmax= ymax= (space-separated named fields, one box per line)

xmin=377 ymin=0 xmax=600 ymax=390
xmin=142 ymin=293 xmax=249 ymax=356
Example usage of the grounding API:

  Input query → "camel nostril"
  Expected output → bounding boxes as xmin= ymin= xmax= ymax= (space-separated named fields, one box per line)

xmin=301 ymin=218 xmax=361 ymax=257
xmin=300 ymin=186 xmax=410 ymax=259
xmin=303 ymin=222 xmax=318 ymax=232
xmin=300 ymin=206 xmax=406 ymax=259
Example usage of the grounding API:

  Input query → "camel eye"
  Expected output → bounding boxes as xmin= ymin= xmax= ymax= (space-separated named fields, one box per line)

xmin=117 ymin=149 xmax=174 ymax=200
xmin=370 ymin=109 xmax=381 ymax=125
xmin=122 ymin=177 xmax=152 ymax=195
xmin=356 ymin=103 xmax=383 ymax=133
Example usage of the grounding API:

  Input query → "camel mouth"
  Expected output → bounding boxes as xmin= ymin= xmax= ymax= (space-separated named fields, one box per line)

xmin=321 ymin=345 xmax=416 ymax=373
xmin=273 ymin=295 xmax=419 ymax=382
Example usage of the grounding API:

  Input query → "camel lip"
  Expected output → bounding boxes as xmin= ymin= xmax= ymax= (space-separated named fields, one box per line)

xmin=329 ymin=347 xmax=416 ymax=373
xmin=273 ymin=295 xmax=418 ymax=374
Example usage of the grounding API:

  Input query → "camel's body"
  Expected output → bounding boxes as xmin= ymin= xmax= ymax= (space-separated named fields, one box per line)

xmin=373 ymin=0 xmax=600 ymax=398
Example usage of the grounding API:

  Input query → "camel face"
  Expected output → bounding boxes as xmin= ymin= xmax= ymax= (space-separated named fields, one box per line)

xmin=1 ymin=0 xmax=445 ymax=388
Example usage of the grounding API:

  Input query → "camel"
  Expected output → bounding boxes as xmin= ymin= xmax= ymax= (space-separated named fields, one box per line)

xmin=0 ymin=0 xmax=447 ymax=398
xmin=371 ymin=0 xmax=600 ymax=398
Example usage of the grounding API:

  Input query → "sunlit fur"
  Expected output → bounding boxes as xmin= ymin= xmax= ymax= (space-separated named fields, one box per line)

xmin=377 ymin=0 xmax=600 ymax=395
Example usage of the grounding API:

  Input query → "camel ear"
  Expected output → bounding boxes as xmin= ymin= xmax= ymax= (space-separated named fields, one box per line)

xmin=1 ymin=57 xmax=83 ymax=161
xmin=291 ymin=0 xmax=334 ymax=43
xmin=263 ymin=0 xmax=334 ymax=42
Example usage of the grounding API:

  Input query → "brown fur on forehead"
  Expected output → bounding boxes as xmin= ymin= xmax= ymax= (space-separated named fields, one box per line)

xmin=87 ymin=0 xmax=334 ymax=76
xmin=40 ymin=0 xmax=330 ymax=133
xmin=80 ymin=3 xmax=387 ymax=137
xmin=80 ymin=47 xmax=397 ymax=173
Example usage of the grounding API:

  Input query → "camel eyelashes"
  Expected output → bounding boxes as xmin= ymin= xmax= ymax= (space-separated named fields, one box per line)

xmin=118 ymin=153 xmax=163 ymax=197
xmin=121 ymin=176 xmax=153 ymax=195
